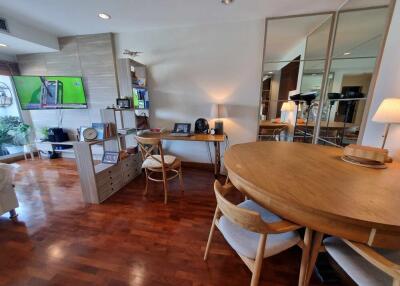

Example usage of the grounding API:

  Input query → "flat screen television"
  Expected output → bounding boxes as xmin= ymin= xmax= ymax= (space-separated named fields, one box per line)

xmin=12 ymin=76 xmax=88 ymax=110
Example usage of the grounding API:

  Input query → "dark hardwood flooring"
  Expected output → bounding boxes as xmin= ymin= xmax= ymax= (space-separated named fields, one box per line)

xmin=0 ymin=158 xmax=340 ymax=286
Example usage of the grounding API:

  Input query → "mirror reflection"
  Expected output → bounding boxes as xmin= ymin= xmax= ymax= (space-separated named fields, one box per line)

xmin=259 ymin=4 xmax=390 ymax=147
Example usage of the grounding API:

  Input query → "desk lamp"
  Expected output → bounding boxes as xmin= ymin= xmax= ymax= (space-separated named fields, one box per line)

xmin=300 ymin=92 xmax=317 ymax=142
xmin=372 ymin=98 xmax=400 ymax=149
xmin=326 ymin=93 xmax=342 ymax=138
xmin=289 ymin=93 xmax=302 ymax=140
xmin=211 ymin=104 xmax=228 ymax=135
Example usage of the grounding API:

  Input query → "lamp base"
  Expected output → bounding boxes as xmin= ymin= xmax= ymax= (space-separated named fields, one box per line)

xmin=214 ymin=120 xmax=224 ymax=135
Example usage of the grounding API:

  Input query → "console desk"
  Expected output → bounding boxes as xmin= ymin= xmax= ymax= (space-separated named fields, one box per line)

xmin=140 ymin=132 xmax=225 ymax=177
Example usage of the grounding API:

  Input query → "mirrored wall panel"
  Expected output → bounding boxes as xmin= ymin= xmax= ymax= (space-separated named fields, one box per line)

xmin=260 ymin=13 xmax=332 ymax=142
xmin=316 ymin=6 xmax=389 ymax=147
xmin=259 ymin=0 xmax=392 ymax=146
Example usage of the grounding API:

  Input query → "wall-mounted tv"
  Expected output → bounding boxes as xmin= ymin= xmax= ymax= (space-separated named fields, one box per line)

xmin=12 ymin=76 xmax=88 ymax=110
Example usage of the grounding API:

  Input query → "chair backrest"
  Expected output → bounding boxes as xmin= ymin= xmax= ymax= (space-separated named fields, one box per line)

xmin=214 ymin=180 xmax=301 ymax=234
xmin=343 ymin=239 xmax=400 ymax=282
xmin=136 ymin=135 xmax=166 ymax=168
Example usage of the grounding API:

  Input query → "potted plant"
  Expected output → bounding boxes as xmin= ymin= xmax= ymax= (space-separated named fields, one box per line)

xmin=0 ymin=116 xmax=24 ymax=155
xmin=38 ymin=127 xmax=49 ymax=141
xmin=0 ymin=116 xmax=31 ymax=154
xmin=8 ymin=123 xmax=31 ymax=146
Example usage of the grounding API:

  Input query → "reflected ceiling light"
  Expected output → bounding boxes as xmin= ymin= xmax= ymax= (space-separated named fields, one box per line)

xmin=221 ymin=0 xmax=234 ymax=4
xmin=98 ymin=13 xmax=111 ymax=20
xmin=0 ymin=43 xmax=7 ymax=47
xmin=344 ymin=52 xmax=351 ymax=56
xmin=268 ymin=71 xmax=274 ymax=74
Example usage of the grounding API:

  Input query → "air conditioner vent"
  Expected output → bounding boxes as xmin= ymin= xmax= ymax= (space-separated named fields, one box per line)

xmin=0 ymin=18 xmax=9 ymax=32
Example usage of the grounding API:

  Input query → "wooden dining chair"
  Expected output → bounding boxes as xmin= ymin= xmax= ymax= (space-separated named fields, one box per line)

xmin=324 ymin=237 xmax=400 ymax=286
xmin=204 ymin=180 xmax=308 ymax=286
xmin=136 ymin=136 xmax=183 ymax=204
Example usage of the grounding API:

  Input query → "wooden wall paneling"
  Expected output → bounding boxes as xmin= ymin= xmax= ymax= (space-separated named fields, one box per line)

xmin=277 ymin=56 xmax=300 ymax=117
xmin=16 ymin=33 xmax=119 ymax=140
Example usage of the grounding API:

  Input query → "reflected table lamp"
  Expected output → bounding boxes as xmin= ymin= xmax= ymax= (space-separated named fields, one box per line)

xmin=211 ymin=104 xmax=228 ymax=135
xmin=372 ymin=98 xmax=400 ymax=148
xmin=280 ymin=101 xmax=295 ymax=123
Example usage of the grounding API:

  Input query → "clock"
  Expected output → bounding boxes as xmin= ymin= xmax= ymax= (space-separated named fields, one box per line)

xmin=83 ymin=127 xmax=98 ymax=141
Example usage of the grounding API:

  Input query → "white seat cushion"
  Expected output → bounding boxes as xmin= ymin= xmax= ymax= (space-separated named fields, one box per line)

xmin=324 ymin=237 xmax=400 ymax=286
xmin=142 ymin=155 xmax=176 ymax=169
xmin=218 ymin=200 xmax=301 ymax=259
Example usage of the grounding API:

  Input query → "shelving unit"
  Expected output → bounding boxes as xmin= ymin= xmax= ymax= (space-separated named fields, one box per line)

xmin=116 ymin=58 xmax=150 ymax=120
xmin=74 ymin=141 xmax=141 ymax=204
xmin=73 ymin=108 xmax=142 ymax=204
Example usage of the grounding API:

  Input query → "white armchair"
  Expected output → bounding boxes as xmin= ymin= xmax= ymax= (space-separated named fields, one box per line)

xmin=0 ymin=163 xmax=19 ymax=219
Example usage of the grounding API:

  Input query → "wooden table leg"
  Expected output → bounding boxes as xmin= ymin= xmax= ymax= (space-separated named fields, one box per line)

xmin=214 ymin=142 xmax=221 ymax=178
xmin=305 ymin=231 xmax=324 ymax=285
xmin=298 ymin=228 xmax=313 ymax=286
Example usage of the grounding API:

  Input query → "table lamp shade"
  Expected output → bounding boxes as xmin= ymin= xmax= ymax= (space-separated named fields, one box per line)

xmin=280 ymin=101 xmax=296 ymax=112
xmin=210 ymin=104 xmax=228 ymax=119
xmin=372 ymin=98 xmax=400 ymax=123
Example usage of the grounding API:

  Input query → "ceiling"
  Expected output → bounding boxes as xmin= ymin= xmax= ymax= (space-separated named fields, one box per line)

xmin=0 ymin=0 xmax=348 ymax=37
xmin=0 ymin=33 xmax=57 ymax=56
xmin=0 ymin=0 xmax=392 ymax=57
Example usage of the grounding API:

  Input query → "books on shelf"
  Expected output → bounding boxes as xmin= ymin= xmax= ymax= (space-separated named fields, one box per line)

xmin=92 ymin=123 xmax=116 ymax=140
xmin=132 ymin=87 xmax=149 ymax=109
xmin=132 ymin=78 xmax=146 ymax=88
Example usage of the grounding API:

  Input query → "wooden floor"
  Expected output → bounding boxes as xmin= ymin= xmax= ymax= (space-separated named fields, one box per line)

xmin=0 ymin=158 xmax=339 ymax=286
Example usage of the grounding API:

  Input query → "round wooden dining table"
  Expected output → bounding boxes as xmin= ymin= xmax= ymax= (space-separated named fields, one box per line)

xmin=224 ymin=141 xmax=400 ymax=285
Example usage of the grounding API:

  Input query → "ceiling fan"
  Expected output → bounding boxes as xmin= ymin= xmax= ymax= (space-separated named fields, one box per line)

xmin=123 ymin=49 xmax=143 ymax=58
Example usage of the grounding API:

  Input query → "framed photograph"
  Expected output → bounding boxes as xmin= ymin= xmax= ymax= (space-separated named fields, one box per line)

xmin=116 ymin=98 xmax=131 ymax=109
xmin=92 ymin=123 xmax=106 ymax=140
xmin=102 ymin=151 xmax=120 ymax=164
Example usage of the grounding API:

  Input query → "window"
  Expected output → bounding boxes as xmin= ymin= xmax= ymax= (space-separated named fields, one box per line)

xmin=0 ymin=75 xmax=27 ymax=159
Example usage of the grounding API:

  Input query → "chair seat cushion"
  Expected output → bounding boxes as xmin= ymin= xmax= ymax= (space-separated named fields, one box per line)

xmin=142 ymin=155 xmax=176 ymax=169
xmin=218 ymin=200 xmax=301 ymax=259
xmin=324 ymin=237 xmax=400 ymax=286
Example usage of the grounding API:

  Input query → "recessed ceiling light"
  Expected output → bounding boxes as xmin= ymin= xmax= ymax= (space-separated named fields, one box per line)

xmin=268 ymin=71 xmax=274 ymax=74
xmin=221 ymin=0 xmax=234 ymax=5
xmin=98 ymin=13 xmax=111 ymax=20
xmin=344 ymin=52 xmax=351 ymax=56
xmin=0 ymin=43 xmax=7 ymax=47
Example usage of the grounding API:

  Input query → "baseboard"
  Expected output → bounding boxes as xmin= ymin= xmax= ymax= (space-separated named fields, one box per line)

xmin=181 ymin=161 xmax=214 ymax=171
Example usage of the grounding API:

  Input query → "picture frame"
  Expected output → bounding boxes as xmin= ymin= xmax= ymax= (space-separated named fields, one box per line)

xmin=92 ymin=123 xmax=106 ymax=140
xmin=102 ymin=151 xmax=120 ymax=164
xmin=116 ymin=98 xmax=131 ymax=109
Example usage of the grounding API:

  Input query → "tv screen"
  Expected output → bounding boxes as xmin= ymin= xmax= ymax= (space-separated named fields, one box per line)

xmin=12 ymin=76 xmax=88 ymax=110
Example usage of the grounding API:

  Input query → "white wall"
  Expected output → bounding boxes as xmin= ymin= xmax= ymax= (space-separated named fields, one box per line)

xmin=115 ymin=20 xmax=264 ymax=163
xmin=362 ymin=0 xmax=400 ymax=160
